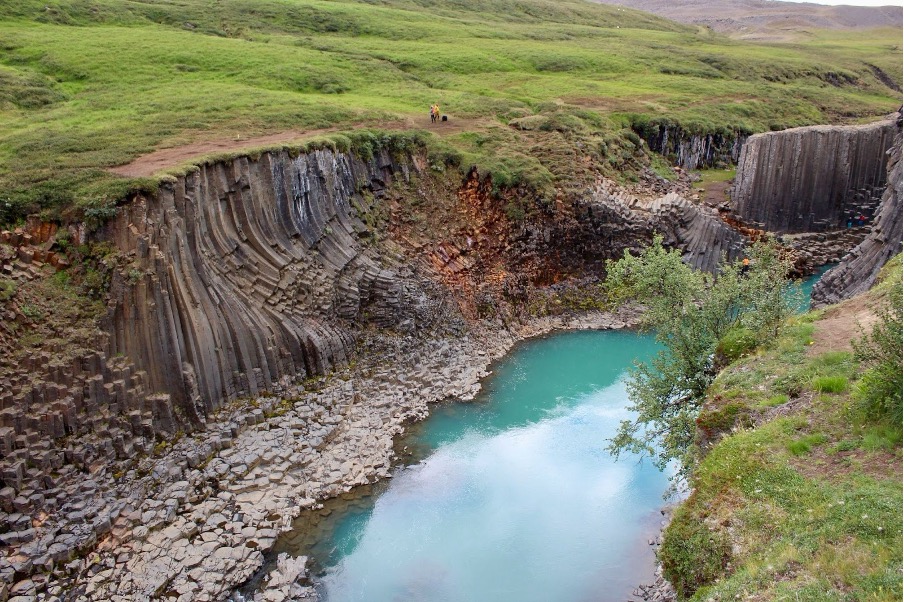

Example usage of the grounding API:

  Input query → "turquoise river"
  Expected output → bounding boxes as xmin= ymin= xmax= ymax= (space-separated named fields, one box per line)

xmin=276 ymin=330 xmax=669 ymax=602
xmin=265 ymin=271 xmax=829 ymax=602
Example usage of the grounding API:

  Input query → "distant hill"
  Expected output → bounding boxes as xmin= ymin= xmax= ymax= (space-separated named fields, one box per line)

xmin=592 ymin=0 xmax=903 ymax=40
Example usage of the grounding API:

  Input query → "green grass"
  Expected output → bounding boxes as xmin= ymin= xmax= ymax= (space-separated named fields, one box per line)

xmin=662 ymin=267 xmax=903 ymax=600
xmin=0 ymin=0 xmax=900 ymax=224
xmin=813 ymin=375 xmax=849 ymax=393
xmin=693 ymin=167 xmax=736 ymax=185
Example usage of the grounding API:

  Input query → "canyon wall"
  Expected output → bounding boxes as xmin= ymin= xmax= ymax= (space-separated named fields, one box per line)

xmin=102 ymin=148 xmax=440 ymax=430
xmin=635 ymin=123 xmax=747 ymax=169
xmin=2 ymin=128 xmax=892 ymax=597
xmin=581 ymin=183 xmax=747 ymax=272
xmin=811 ymin=118 xmax=903 ymax=307
xmin=730 ymin=119 xmax=896 ymax=233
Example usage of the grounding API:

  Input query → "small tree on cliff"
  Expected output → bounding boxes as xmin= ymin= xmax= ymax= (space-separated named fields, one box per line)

xmin=605 ymin=236 xmax=798 ymax=480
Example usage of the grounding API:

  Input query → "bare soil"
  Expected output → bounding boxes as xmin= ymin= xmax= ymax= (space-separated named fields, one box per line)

xmin=807 ymin=292 xmax=881 ymax=356
xmin=590 ymin=0 xmax=902 ymax=39
xmin=702 ymin=180 xmax=731 ymax=207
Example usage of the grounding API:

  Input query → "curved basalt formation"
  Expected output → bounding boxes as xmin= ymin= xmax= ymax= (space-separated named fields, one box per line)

xmin=584 ymin=183 xmax=747 ymax=272
xmin=102 ymin=148 xmax=439 ymax=430
xmin=0 ymin=117 xmax=896 ymax=599
xmin=811 ymin=118 xmax=903 ymax=307
xmin=731 ymin=119 xmax=896 ymax=233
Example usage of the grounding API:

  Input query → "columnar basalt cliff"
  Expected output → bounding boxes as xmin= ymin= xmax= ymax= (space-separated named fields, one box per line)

xmin=811 ymin=117 xmax=903 ymax=306
xmin=103 ymin=148 xmax=440 ymax=431
xmin=581 ymin=183 xmax=747 ymax=272
xmin=634 ymin=123 xmax=747 ymax=169
xmin=0 ymin=120 xmax=895 ymax=600
xmin=730 ymin=119 xmax=896 ymax=233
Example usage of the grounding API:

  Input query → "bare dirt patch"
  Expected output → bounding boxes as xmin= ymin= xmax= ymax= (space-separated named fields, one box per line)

xmin=807 ymin=293 xmax=880 ymax=356
xmin=792 ymin=445 xmax=902 ymax=483
xmin=108 ymin=116 xmax=487 ymax=178
xmin=702 ymin=180 xmax=731 ymax=207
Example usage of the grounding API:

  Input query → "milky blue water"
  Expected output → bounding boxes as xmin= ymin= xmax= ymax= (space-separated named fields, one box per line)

xmin=798 ymin=263 xmax=835 ymax=311
xmin=284 ymin=330 xmax=670 ymax=602
xmin=266 ymin=268 xmax=831 ymax=602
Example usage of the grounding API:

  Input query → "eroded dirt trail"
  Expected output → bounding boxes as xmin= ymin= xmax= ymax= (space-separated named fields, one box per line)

xmin=807 ymin=292 xmax=880 ymax=356
xmin=108 ymin=116 xmax=487 ymax=178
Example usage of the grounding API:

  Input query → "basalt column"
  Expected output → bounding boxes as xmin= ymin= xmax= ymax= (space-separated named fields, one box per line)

xmin=102 ymin=148 xmax=426 ymax=428
xmin=731 ymin=119 xmax=895 ymax=233
xmin=811 ymin=116 xmax=903 ymax=307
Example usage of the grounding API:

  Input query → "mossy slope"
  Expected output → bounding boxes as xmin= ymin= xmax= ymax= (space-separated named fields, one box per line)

xmin=662 ymin=258 xmax=903 ymax=600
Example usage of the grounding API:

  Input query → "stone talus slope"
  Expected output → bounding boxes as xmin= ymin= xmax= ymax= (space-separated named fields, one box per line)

xmin=103 ymin=148 xmax=435 ymax=432
xmin=731 ymin=119 xmax=895 ymax=233
xmin=811 ymin=120 xmax=903 ymax=307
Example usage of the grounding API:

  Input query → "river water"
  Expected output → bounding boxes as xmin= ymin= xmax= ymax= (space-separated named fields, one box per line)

xmin=275 ymin=330 xmax=668 ymax=602
xmin=267 ymin=270 xmax=829 ymax=602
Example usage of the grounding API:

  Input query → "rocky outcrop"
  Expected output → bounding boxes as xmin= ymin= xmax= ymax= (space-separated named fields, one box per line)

xmin=731 ymin=118 xmax=896 ymax=233
xmin=586 ymin=182 xmax=747 ymax=272
xmin=0 ymin=130 xmax=874 ymax=601
xmin=634 ymin=123 xmax=747 ymax=170
xmin=811 ymin=118 xmax=903 ymax=307
xmin=781 ymin=226 xmax=871 ymax=275
xmin=102 ymin=148 xmax=440 ymax=432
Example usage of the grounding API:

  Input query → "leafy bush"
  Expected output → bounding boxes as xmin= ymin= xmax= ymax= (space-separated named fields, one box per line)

xmin=854 ymin=263 xmax=902 ymax=426
xmin=606 ymin=237 xmax=797 ymax=478
xmin=716 ymin=325 xmax=757 ymax=364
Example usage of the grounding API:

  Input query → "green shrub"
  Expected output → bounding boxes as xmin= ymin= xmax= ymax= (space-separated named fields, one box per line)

xmin=854 ymin=261 xmax=902 ymax=426
xmin=716 ymin=325 xmax=758 ymax=363
xmin=0 ymin=279 xmax=16 ymax=302
xmin=660 ymin=505 xmax=732 ymax=598
xmin=81 ymin=268 xmax=109 ymax=299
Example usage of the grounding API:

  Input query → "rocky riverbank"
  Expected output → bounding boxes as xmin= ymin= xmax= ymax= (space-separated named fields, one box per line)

xmin=10 ymin=308 xmax=639 ymax=602
xmin=629 ymin=507 xmax=678 ymax=602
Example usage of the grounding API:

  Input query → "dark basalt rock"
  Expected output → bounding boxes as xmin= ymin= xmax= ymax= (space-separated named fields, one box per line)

xmin=101 ymin=148 xmax=439 ymax=428
xmin=637 ymin=124 xmax=747 ymax=170
xmin=731 ymin=118 xmax=896 ymax=233
xmin=811 ymin=116 xmax=903 ymax=307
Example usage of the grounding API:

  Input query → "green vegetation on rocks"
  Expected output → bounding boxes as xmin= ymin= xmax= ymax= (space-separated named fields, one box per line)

xmin=0 ymin=0 xmax=900 ymax=224
xmin=660 ymin=255 xmax=903 ymax=601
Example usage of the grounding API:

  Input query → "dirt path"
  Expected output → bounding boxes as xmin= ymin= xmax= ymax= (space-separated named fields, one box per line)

xmin=702 ymin=180 xmax=731 ymax=207
xmin=109 ymin=116 xmax=488 ymax=178
xmin=807 ymin=292 xmax=880 ymax=356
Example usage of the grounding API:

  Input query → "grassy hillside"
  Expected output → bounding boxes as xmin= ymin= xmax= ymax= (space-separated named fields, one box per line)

xmin=662 ymin=257 xmax=903 ymax=600
xmin=0 ymin=0 xmax=900 ymax=224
